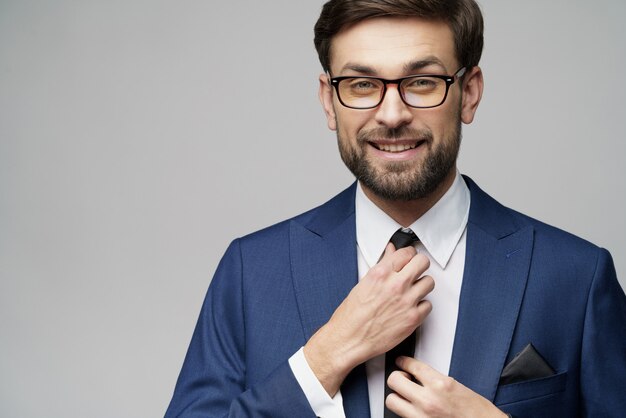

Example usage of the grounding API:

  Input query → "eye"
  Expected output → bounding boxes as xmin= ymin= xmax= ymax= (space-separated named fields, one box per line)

xmin=348 ymin=79 xmax=380 ymax=91
xmin=406 ymin=77 xmax=438 ymax=90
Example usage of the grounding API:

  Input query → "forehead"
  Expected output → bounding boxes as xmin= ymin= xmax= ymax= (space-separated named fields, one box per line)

xmin=329 ymin=17 xmax=457 ymax=76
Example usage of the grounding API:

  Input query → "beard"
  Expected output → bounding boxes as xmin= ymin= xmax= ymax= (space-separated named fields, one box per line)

xmin=337 ymin=119 xmax=462 ymax=201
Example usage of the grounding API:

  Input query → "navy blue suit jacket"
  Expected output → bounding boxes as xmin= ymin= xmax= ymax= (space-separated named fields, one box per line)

xmin=166 ymin=177 xmax=626 ymax=417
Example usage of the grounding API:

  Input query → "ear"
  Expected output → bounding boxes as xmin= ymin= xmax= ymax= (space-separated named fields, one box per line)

xmin=318 ymin=73 xmax=337 ymax=131
xmin=460 ymin=66 xmax=484 ymax=125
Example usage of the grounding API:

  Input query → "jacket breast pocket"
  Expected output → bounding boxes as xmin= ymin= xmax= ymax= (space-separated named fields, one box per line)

xmin=494 ymin=372 xmax=567 ymax=406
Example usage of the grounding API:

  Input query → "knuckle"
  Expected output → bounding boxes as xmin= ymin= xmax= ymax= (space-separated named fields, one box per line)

xmin=368 ymin=264 xmax=389 ymax=280
xmin=388 ymin=278 xmax=405 ymax=295
xmin=421 ymin=396 xmax=438 ymax=414
xmin=406 ymin=308 xmax=422 ymax=324
xmin=433 ymin=375 xmax=455 ymax=391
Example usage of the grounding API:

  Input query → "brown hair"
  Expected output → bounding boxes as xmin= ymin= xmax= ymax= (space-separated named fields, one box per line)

xmin=314 ymin=0 xmax=484 ymax=73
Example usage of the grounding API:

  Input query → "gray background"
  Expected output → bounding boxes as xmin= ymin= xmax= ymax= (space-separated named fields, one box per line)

xmin=1 ymin=1 xmax=624 ymax=417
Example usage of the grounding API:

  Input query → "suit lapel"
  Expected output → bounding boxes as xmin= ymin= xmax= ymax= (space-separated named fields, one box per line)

xmin=289 ymin=184 xmax=370 ymax=417
xmin=449 ymin=177 xmax=534 ymax=401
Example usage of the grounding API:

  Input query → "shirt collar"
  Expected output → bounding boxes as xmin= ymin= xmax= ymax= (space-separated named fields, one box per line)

xmin=355 ymin=171 xmax=470 ymax=269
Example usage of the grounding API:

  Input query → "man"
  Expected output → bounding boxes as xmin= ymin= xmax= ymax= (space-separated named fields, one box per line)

xmin=166 ymin=0 xmax=626 ymax=417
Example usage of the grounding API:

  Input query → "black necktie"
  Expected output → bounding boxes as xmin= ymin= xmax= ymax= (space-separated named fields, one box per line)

xmin=384 ymin=228 xmax=419 ymax=418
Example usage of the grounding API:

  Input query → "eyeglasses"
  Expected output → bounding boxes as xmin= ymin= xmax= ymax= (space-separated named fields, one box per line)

xmin=329 ymin=67 xmax=466 ymax=109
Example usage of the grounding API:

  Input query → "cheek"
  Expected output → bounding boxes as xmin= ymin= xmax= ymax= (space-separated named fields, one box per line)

xmin=421 ymin=104 xmax=461 ymax=141
xmin=435 ymin=116 xmax=454 ymax=136
xmin=336 ymin=108 xmax=376 ymax=138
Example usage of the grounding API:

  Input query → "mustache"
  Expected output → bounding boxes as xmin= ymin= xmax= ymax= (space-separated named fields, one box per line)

xmin=356 ymin=126 xmax=433 ymax=143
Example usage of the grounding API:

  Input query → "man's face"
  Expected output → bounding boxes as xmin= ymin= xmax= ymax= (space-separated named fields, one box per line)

xmin=320 ymin=17 xmax=481 ymax=201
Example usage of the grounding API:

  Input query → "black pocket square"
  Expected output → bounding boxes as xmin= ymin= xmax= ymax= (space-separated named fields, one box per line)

xmin=499 ymin=343 xmax=555 ymax=385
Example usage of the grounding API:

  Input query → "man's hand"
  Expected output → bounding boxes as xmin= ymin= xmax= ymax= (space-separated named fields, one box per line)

xmin=304 ymin=243 xmax=434 ymax=396
xmin=385 ymin=357 xmax=508 ymax=418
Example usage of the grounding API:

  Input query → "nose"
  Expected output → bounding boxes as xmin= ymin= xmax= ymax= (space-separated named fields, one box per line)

xmin=374 ymin=85 xmax=413 ymax=129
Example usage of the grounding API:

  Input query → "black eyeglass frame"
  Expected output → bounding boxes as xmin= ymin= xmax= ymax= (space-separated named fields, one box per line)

xmin=329 ymin=67 xmax=467 ymax=110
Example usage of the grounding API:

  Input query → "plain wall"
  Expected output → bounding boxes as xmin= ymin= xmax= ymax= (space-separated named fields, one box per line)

xmin=1 ymin=1 xmax=624 ymax=417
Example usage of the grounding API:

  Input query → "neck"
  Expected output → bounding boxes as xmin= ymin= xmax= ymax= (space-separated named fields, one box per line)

xmin=361 ymin=169 xmax=457 ymax=228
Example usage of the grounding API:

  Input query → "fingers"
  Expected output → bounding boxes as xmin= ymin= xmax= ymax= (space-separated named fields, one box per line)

xmin=386 ymin=369 xmax=424 ymax=414
xmin=390 ymin=250 xmax=432 ymax=300
xmin=382 ymin=242 xmax=418 ymax=273
xmin=385 ymin=392 xmax=415 ymax=418
xmin=386 ymin=361 xmax=431 ymax=406
xmin=380 ymin=246 xmax=434 ymax=325
xmin=398 ymin=252 xmax=434 ymax=312
xmin=407 ymin=274 xmax=435 ymax=304
xmin=413 ymin=298 xmax=433 ymax=324
xmin=396 ymin=356 xmax=440 ymax=386
xmin=400 ymin=250 xmax=430 ymax=278
xmin=387 ymin=358 xmax=500 ymax=417
xmin=382 ymin=243 xmax=430 ymax=282
xmin=383 ymin=241 xmax=396 ymax=256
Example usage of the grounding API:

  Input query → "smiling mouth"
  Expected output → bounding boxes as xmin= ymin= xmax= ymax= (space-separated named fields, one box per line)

xmin=370 ymin=140 xmax=426 ymax=153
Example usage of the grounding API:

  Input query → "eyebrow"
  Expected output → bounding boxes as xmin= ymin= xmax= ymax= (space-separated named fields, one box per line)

xmin=338 ymin=63 xmax=377 ymax=76
xmin=403 ymin=57 xmax=448 ymax=73
xmin=337 ymin=56 xmax=448 ymax=76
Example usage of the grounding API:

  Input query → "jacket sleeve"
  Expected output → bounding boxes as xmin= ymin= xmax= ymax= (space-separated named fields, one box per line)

xmin=580 ymin=248 xmax=626 ymax=416
xmin=164 ymin=239 xmax=317 ymax=418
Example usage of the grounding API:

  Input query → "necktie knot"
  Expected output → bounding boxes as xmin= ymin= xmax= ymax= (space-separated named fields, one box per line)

xmin=390 ymin=228 xmax=419 ymax=249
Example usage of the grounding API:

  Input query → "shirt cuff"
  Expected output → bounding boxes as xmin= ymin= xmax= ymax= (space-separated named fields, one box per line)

xmin=288 ymin=347 xmax=346 ymax=418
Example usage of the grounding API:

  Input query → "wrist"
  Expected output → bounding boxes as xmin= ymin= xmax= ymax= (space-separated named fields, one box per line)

xmin=303 ymin=325 xmax=357 ymax=396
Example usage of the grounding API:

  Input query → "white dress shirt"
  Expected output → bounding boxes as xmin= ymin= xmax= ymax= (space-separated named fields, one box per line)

xmin=289 ymin=172 xmax=471 ymax=418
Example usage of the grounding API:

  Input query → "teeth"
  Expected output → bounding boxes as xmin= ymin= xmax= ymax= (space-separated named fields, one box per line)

xmin=378 ymin=143 xmax=417 ymax=152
